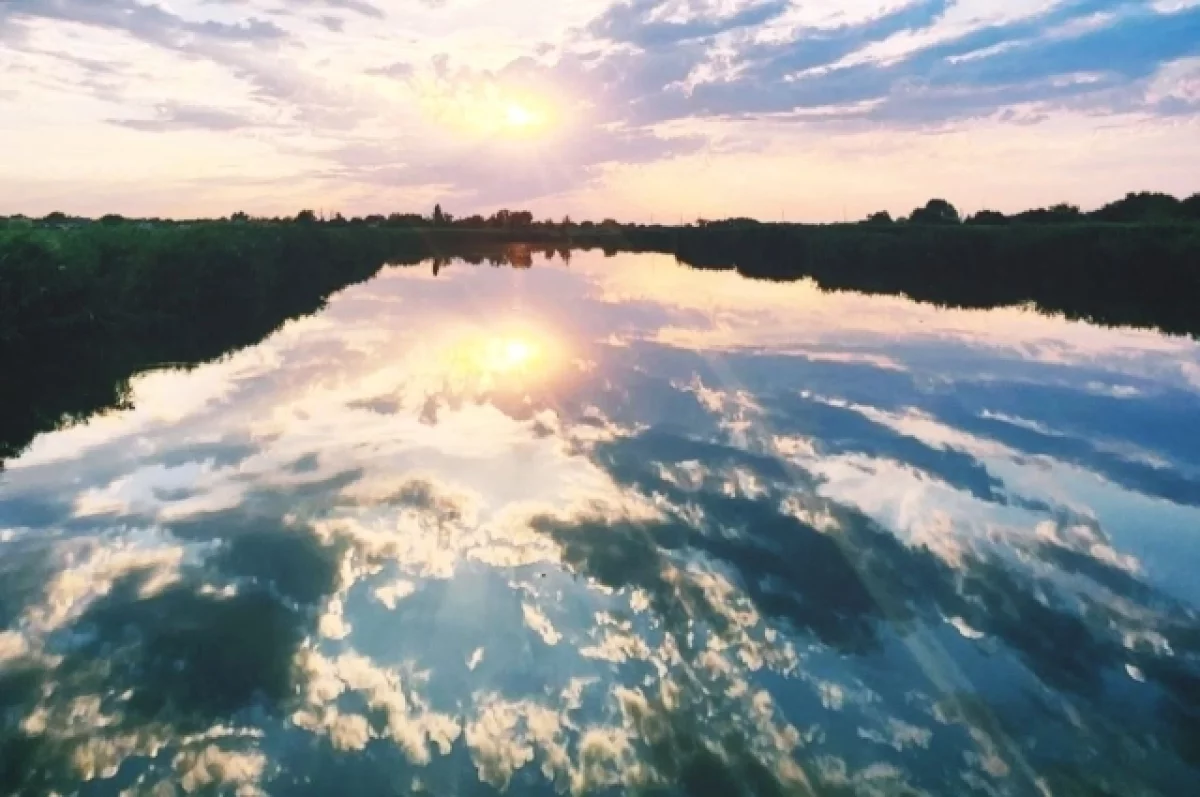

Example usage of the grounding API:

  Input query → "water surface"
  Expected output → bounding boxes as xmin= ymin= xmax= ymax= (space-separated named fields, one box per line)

xmin=2 ymin=251 xmax=1199 ymax=795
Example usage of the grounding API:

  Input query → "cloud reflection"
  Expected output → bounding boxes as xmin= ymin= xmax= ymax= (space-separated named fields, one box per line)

xmin=1 ymin=251 xmax=1198 ymax=794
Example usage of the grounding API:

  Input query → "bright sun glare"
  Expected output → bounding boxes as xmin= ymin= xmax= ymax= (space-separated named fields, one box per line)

xmin=502 ymin=339 xmax=534 ymax=366
xmin=439 ymin=327 xmax=560 ymax=391
xmin=504 ymin=103 xmax=537 ymax=128
xmin=423 ymin=86 xmax=554 ymax=139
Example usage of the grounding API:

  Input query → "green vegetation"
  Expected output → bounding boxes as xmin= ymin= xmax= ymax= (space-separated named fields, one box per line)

xmin=2 ymin=191 xmax=1199 ymax=464
xmin=0 ymin=218 xmax=585 ymax=354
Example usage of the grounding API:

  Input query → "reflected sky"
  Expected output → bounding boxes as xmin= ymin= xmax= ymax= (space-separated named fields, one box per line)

xmin=2 ymin=252 xmax=1199 ymax=796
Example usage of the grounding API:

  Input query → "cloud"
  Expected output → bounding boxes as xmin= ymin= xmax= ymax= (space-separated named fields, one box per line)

xmin=373 ymin=578 xmax=418 ymax=608
xmin=291 ymin=648 xmax=460 ymax=764
xmin=304 ymin=0 xmax=386 ymax=18
xmin=1148 ymin=54 xmax=1200 ymax=112
xmin=109 ymin=102 xmax=262 ymax=132
xmin=320 ymin=124 xmax=703 ymax=206
xmin=588 ymin=0 xmax=792 ymax=47
xmin=366 ymin=61 xmax=416 ymax=80
xmin=2 ymin=0 xmax=364 ymax=137
xmin=521 ymin=601 xmax=564 ymax=645
xmin=202 ymin=0 xmax=386 ymax=18
xmin=207 ymin=0 xmax=387 ymax=23
xmin=573 ymin=0 xmax=1200 ymax=129
xmin=0 ymin=0 xmax=287 ymax=46
xmin=317 ymin=14 xmax=345 ymax=32
xmin=171 ymin=745 xmax=268 ymax=795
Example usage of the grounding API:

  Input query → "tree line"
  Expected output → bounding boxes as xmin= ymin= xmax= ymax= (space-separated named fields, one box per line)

xmin=861 ymin=192 xmax=1200 ymax=226
xmin=4 ymin=207 xmax=624 ymax=232
xmin=7 ymin=190 xmax=1198 ymax=232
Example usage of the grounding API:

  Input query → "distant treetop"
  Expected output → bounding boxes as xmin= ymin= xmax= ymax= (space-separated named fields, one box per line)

xmin=1092 ymin=192 xmax=1183 ymax=223
xmin=909 ymin=199 xmax=961 ymax=225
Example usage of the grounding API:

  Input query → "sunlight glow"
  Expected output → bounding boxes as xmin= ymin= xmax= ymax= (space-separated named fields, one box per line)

xmin=505 ymin=103 xmax=537 ymax=129
xmin=418 ymin=82 xmax=556 ymax=141
xmin=428 ymin=324 xmax=565 ymax=394
xmin=500 ymin=338 xmax=535 ymax=367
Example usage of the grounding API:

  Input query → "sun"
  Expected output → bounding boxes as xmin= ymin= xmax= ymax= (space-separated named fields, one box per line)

xmin=504 ymin=102 xmax=538 ymax=129
xmin=504 ymin=339 xmax=533 ymax=362
xmin=497 ymin=338 xmax=535 ymax=369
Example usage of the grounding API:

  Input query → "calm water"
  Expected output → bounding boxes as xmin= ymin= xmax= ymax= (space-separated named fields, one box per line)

xmin=2 ymin=251 xmax=1199 ymax=796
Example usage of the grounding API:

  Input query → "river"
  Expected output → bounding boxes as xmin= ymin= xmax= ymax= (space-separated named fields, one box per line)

xmin=2 ymin=250 xmax=1198 ymax=795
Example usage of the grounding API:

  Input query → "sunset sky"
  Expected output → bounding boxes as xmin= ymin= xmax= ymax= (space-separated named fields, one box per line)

xmin=2 ymin=0 xmax=1198 ymax=221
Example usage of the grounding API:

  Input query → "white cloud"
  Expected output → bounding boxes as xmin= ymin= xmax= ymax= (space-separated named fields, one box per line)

xmin=373 ymin=578 xmax=418 ymax=609
xmin=293 ymin=648 xmax=461 ymax=764
xmin=521 ymin=602 xmax=563 ymax=646
xmin=318 ymin=597 xmax=353 ymax=639
xmin=844 ymin=0 xmax=1069 ymax=66
xmin=1147 ymin=55 xmax=1200 ymax=107
xmin=27 ymin=538 xmax=186 ymax=633
xmin=0 ymin=630 xmax=31 ymax=665
xmin=464 ymin=699 xmax=542 ymax=789
xmin=753 ymin=0 xmax=924 ymax=44
xmin=173 ymin=745 xmax=268 ymax=795
xmin=1153 ymin=0 xmax=1200 ymax=12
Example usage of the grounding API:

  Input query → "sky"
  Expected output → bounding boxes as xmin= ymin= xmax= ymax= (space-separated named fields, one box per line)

xmin=1 ymin=0 xmax=1198 ymax=221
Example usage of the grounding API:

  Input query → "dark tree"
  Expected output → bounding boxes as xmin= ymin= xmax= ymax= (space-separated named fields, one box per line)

xmin=863 ymin=211 xmax=893 ymax=226
xmin=1091 ymin=192 xmax=1182 ymax=223
xmin=433 ymin=204 xmax=445 ymax=226
xmin=966 ymin=210 xmax=1009 ymax=226
xmin=909 ymin=199 xmax=960 ymax=225
xmin=296 ymin=209 xmax=317 ymax=225
xmin=386 ymin=213 xmax=425 ymax=227
xmin=1182 ymin=193 xmax=1200 ymax=221
xmin=1015 ymin=203 xmax=1082 ymax=224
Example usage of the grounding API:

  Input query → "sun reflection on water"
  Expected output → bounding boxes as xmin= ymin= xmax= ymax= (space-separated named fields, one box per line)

xmin=436 ymin=325 xmax=561 ymax=393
